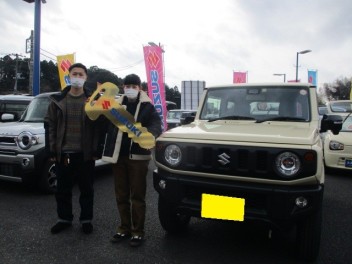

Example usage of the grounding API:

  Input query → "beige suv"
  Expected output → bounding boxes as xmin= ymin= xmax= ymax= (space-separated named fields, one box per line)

xmin=153 ymin=83 xmax=342 ymax=261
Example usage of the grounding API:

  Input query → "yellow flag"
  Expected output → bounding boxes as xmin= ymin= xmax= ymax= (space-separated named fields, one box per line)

xmin=57 ymin=54 xmax=75 ymax=89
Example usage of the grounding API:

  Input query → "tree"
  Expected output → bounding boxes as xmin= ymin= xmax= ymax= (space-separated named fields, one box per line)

xmin=85 ymin=66 xmax=123 ymax=93
xmin=321 ymin=76 xmax=352 ymax=102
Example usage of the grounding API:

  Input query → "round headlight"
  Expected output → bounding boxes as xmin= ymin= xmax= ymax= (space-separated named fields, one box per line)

xmin=16 ymin=131 xmax=38 ymax=150
xmin=164 ymin=144 xmax=182 ymax=167
xmin=275 ymin=152 xmax=301 ymax=178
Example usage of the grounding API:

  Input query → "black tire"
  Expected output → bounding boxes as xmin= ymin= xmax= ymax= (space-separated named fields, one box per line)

xmin=38 ymin=159 xmax=57 ymax=194
xmin=295 ymin=207 xmax=322 ymax=262
xmin=158 ymin=195 xmax=190 ymax=233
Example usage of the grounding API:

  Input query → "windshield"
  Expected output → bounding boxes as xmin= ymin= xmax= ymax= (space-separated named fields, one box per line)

xmin=341 ymin=116 xmax=352 ymax=132
xmin=23 ymin=97 xmax=51 ymax=122
xmin=329 ymin=101 xmax=352 ymax=113
xmin=200 ymin=86 xmax=310 ymax=122
xmin=167 ymin=111 xmax=183 ymax=119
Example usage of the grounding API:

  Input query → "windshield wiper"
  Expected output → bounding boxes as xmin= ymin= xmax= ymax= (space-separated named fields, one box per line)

xmin=208 ymin=115 xmax=255 ymax=122
xmin=255 ymin=116 xmax=306 ymax=123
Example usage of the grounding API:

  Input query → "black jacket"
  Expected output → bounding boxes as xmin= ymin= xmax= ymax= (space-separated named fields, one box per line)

xmin=102 ymin=91 xmax=162 ymax=162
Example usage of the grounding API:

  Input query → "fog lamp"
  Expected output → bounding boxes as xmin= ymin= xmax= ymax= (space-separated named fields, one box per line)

xmin=159 ymin=180 xmax=166 ymax=189
xmin=295 ymin=196 xmax=308 ymax=208
xmin=22 ymin=158 xmax=30 ymax=167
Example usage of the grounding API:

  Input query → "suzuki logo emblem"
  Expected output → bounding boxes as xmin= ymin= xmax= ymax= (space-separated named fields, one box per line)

xmin=218 ymin=153 xmax=230 ymax=165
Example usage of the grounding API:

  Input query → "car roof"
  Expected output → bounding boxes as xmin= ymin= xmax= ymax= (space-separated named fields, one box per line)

xmin=33 ymin=92 xmax=60 ymax=98
xmin=169 ymin=109 xmax=196 ymax=112
xmin=207 ymin=82 xmax=315 ymax=89
xmin=0 ymin=94 xmax=34 ymax=101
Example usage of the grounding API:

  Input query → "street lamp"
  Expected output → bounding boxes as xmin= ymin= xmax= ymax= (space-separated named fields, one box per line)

xmin=273 ymin=73 xmax=286 ymax=83
xmin=296 ymin=49 xmax=312 ymax=82
xmin=23 ymin=0 xmax=46 ymax=95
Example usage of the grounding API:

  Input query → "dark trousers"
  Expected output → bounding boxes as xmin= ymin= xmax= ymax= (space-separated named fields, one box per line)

xmin=55 ymin=153 xmax=95 ymax=223
xmin=112 ymin=156 xmax=149 ymax=237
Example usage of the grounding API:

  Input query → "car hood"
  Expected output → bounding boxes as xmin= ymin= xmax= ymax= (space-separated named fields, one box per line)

xmin=160 ymin=120 xmax=320 ymax=145
xmin=0 ymin=121 xmax=44 ymax=136
xmin=325 ymin=131 xmax=352 ymax=145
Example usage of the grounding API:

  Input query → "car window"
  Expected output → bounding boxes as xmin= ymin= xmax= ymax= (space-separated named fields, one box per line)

xmin=330 ymin=102 xmax=352 ymax=113
xmin=341 ymin=116 xmax=352 ymax=132
xmin=200 ymin=86 xmax=310 ymax=122
xmin=23 ymin=97 xmax=51 ymax=122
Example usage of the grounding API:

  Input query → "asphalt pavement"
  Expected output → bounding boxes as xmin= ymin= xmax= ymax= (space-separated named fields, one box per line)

xmin=0 ymin=165 xmax=351 ymax=264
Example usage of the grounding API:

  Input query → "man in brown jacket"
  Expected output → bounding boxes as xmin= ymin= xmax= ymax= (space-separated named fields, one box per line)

xmin=45 ymin=63 xmax=100 ymax=234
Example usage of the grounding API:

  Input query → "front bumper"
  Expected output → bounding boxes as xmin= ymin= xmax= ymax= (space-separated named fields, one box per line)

xmin=324 ymin=151 xmax=352 ymax=170
xmin=153 ymin=168 xmax=323 ymax=227
xmin=0 ymin=148 xmax=46 ymax=183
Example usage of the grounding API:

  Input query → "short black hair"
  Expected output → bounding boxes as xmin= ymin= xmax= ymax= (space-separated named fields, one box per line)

xmin=123 ymin=74 xmax=141 ymax=86
xmin=69 ymin=63 xmax=88 ymax=74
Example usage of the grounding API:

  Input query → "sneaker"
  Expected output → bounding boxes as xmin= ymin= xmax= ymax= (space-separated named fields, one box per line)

xmin=51 ymin=222 xmax=72 ymax=234
xmin=129 ymin=235 xmax=143 ymax=247
xmin=110 ymin=232 xmax=130 ymax=243
xmin=82 ymin=223 xmax=93 ymax=234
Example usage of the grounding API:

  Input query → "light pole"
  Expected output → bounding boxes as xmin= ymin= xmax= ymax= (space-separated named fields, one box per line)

xmin=23 ymin=0 xmax=46 ymax=95
xmin=296 ymin=49 xmax=312 ymax=82
xmin=273 ymin=73 xmax=286 ymax=83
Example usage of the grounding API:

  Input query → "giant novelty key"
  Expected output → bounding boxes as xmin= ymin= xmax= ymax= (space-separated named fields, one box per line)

xmin=85 ymin=82 xmax=155 ymax=149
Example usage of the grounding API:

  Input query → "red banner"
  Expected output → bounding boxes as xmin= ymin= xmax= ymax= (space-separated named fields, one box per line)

xmin=143 ymin=45 xmax=167 ymax=131
xmin=233 ymin=71 xmax=247 ymax=83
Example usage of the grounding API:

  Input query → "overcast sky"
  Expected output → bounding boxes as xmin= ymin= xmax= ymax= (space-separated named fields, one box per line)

xmin=1 ymin=0 xmax=351 ymax=89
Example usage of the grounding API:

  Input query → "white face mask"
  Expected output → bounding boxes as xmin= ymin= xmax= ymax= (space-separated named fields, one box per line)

xmin=70 ymin=77 xmax=85 ymax=88
xmin=124 ymin=88 xmax=139 ymax=99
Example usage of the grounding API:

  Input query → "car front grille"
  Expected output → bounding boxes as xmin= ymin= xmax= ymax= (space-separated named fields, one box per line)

xmin=156 ymin=142 xmax=317 ymax=181
xmin=0 ymin=136 xmax=16 ymax=146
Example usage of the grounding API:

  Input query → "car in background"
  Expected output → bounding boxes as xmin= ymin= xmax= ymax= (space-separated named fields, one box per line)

xmin=166 ymin=109 xmax=196 ymax=130
xmin=318 ymin=106 xmax=328 ymax=116
xmin=323 ymin=114 xmax=352 ymax=171
xmin=326 ymin=100 xmax=352 ymax=116
xmin=318 ymin=106 xmax=328 ymax=122
xmin=179 ymin=110 xmax=197 ymax=125
xmin=0 ymin=94 xmax=34 ymax=122
xmin=0 ymin=92 xmax=108 ymax=193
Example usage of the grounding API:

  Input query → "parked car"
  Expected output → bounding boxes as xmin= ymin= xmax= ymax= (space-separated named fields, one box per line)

xmin=0 ymin=94 xmax=34 ymax=122
xmin=166 ymin=109 xmax=196 ymax=129
xmin=179 ymin=110 xmax=197 ymax=125
xmin=153 ymin=83 xmax=342 ymax=261
xmin=323 ymin=114 xmax=352 ymax=171
xmin=0 ymin=92 xmax=108 ymax=193
xmin=326 ymin=100 xmax=352 ymax=116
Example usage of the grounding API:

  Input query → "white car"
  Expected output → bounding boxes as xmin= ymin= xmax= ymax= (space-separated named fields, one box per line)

xmin=326 ymin=100 xmax=352 ymax=115
xmin=323 ymin=115 xmax=352 ymax=170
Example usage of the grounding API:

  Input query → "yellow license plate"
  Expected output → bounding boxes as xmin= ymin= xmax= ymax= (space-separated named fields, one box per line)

xmin=201 ymin=193 xmax=245 ymax=221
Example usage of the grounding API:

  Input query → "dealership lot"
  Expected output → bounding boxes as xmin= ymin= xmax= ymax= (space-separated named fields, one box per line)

xmin=0 ymin=166 xmax=351 ymax=264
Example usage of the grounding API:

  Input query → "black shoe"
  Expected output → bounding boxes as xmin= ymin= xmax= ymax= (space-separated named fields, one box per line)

xmin=110 ymin=232 xmax=130 ymax=243
xmin=51 ymin=222 xmax=72 ymax=234
xmin=129 ymin=235 xmax=143 ymax=247
xmin=82 ymin=223 xmax=93 ymax=234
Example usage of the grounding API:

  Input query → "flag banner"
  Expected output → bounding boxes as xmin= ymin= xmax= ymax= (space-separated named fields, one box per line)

xmin=233 ymin=71 xmax=247 ymax=83
xmin=308 ymin=70 xmax=317 ymax=86
xmin=143 ymin=45 xmax=167 ymax=131
xmin=57 ymin=53 xmax=75 ymax=89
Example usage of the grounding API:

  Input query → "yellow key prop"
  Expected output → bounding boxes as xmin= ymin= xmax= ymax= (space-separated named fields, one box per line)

xmin=85 ymin=82 xmax=155 ymax=149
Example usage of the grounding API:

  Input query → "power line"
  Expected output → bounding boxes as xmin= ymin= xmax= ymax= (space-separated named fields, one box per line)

xmin=107 ymin=59 xmax=144 ymax=72
xmin=40 ymin=53 xmax=57 ymax=61
xmin=40 ymin=48 xmax=57 ymax=57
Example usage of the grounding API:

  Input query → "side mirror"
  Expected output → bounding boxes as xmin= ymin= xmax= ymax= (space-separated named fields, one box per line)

xmin=0 ymin=113 xmax=15 ymax=122
xmin=180 ymin=116 xmax=195 ymax=125
xmin=320 ymin=114 xmax=343 ymax=135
